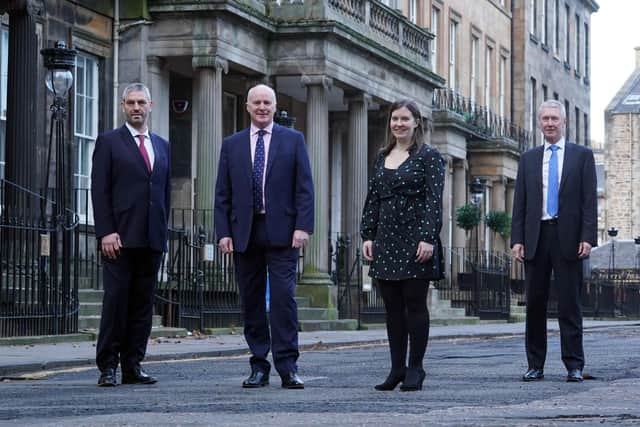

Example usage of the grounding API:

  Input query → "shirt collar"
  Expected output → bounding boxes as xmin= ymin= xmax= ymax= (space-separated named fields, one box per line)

xmin=125 ymin=122 xmax=150 ymax=139
xmin=250 ymin=122 xmax=274 ymax=137
xmin=544 ymin=137 xmax=565 ymax=151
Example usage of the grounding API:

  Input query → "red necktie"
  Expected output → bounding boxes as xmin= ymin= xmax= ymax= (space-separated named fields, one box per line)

xmin=137 ymin=134 xmax=152 ymax=172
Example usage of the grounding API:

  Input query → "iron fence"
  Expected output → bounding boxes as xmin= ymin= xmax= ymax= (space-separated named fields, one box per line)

xmin=432 ymin=88 xmax=532 ymax=152
xmin=0 ymin=180 xmax=80 ymax=337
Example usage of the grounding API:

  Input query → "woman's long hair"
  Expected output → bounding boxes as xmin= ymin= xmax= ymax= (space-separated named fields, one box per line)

xmin=380 ymin=100 xmax=428 ymax=156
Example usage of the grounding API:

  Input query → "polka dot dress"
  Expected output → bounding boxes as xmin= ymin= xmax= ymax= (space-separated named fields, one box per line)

xmin=360 ymin=144 xmax=445 ymax=281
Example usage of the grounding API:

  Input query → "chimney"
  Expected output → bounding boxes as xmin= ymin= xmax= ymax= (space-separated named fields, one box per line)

xmin=636 ymin=46 xmax=640 ymax=69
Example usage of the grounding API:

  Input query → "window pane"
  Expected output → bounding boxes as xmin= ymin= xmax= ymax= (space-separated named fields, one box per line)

xmin=75 ymin=96 xmax=85 ymax=134
xmin=0 ymin=28 xmax=8 ymax=119
xmin=76 ymin=59 xmax=85 ymax=96
xmin=85 ymin=95 xmax=93 ymax=135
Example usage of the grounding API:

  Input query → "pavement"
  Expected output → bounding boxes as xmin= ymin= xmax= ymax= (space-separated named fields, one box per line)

xmin=2 ymin=319 xmax=640 ymax=378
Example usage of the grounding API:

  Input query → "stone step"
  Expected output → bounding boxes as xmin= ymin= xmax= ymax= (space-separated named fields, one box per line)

xmin=295 ymin=296 xmax=310 ymax=308
xmin=431 ymin=306 xmax=468 ymax=318
xmin=79 ymin=302 xmax=102 ymax=317
xmin=78 ymin=289 xmax=104 ymax=303
xmin=80 ymin=326 xmax=189 ymax=340
xmin=362 ymin=316 xmax=482 ymax=329
xmin=510 ymin=305 xmax=526 ymax=314
xmin=298 ymin=319 xmax=358 ymax=332
xmin=297 ymin=307 xmax=338 ymax=321
xmin=79 ymin=314 xmax=163 ymax=330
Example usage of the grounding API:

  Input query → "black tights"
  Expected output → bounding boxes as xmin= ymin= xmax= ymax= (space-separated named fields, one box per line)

xmin=378 ymin=279 xmax=430 ymax=372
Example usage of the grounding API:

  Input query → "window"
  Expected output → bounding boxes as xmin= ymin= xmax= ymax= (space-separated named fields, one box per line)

xmin=584 ymin=112 xmax=589 ymax=146
xmin=584 ymin=23 xmax=590 ymax=79
xmin=471 ymin=35 xmax=479 ymax=104
xmin=541 ymin=0 xmax=548 ymax=45
xmin=74 ymin=53 xmax=99 ymax=223
xmin=499 ymin=55 xmax=506 ymax=116
xmin=530 ymin=78 xmax=537 ymax=145
xmin=485 ymin=45 xmax=493 ymax=109
xmin=574 ymin=14 xmax=580 ymax=73
xmin=530 ymin=0 xmax=537 ymax=36
xmin=553 ymin=0 xmax=560 ymax=54
xmin=408 ymin=0 xmax=417 ymax=24
xmin=0 ymin=26 xmax=8 ymax=179
xmin=449 ymin=20 xmax=457 ymax=90
xmin=564 ymin=99 xmax=570 ymax=139
xmin=575 ymin=107 xmax=580 ymax=144
xmin=431 ymin=7 xmax=439 ymax=71
xmin=564 ymin=4 xmax=570 ymax=64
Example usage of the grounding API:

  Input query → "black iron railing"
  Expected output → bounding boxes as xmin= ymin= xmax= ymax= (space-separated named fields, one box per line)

xmin=432 ymin=88 xmax=532 ymax=152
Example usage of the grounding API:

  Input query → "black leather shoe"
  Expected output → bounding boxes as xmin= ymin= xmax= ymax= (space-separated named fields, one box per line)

xmin=97 ymin=368 xmax=117 ymax=387
xmin=281 ymin=372 xmax=304 ymax=389
xmin=522 ymin=368 xmax=544 ymax=382
xmin=121 ymin=366 xmax=157 ymax=385
xmin=399 ymin=368 xmax=425 ymax=392
xmin=566 ymin=369 xmax=583 ymax=382
xmin=242 ymin=370 xmax=269 ymax=388
xmin=374 ymin=369 xmax=406 ymax=391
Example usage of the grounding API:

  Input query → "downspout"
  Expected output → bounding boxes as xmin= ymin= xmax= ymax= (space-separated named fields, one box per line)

xmin=113 ymin=0 xmax=120 ymax=128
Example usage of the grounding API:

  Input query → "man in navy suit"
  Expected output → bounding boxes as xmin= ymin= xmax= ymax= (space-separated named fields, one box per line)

xmin=215 ymin=84 xmax=314 ymax=389
xmin=91 ymin=83 xmax=171 ymax=387
xmin=511 ymin=99 xmax=597 ymax=383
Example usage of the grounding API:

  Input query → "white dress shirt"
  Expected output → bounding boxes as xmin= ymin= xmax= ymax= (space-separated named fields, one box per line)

xmin=541 ymin=137 xmax=565 ymax=220
xmin=125 ymin=122 xmax=155 ymax=169
xmin=250 ymin=122 xmax=273 ymax=212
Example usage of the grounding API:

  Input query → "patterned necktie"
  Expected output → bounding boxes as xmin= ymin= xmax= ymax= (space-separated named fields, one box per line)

xmin=137 ymin=134 xmax=152 ymax=172
xmin=547 ymin=145 xmax=559 ymax=218
xmin=252 ymin=130 xmax=266 ymax=212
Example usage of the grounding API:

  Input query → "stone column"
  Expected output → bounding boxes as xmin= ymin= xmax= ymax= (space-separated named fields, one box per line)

xmin=452 ymin=159 xmax=468 ymax=249
xmin=345 ymin=93 xmax=370 ymax=253
xmin=490 ymin=177 xmax=507 ymax=252
xmin=192 ymin=55 xmax=227 ymax=212
xmin=4 ymin=0 xmax=43 ymax=191
xmin=298 ymin=75 xmax=336 ymax=310
xmin=147 ymin=56 xmax=169 ymax=140
xmin=441 ymin=154 xmax=454 ymax=254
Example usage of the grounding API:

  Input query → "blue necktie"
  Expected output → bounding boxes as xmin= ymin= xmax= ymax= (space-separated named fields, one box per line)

xmin=547 ymin=145 xmax=559 ymax=218
xmin=252 ymin=130 xmax=266 ymax=212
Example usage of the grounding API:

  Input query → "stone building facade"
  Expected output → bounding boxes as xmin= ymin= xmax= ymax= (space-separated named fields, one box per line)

xmin=603 ymin=47 xmax=640 ymax=242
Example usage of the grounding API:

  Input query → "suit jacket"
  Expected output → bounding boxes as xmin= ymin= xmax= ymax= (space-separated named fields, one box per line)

xmin=91 ymin=125 xmax=171 ymax=253
xmin=214 ymin=123 xmax=314 ymax=252
xmin=510 ymin=141 xmax=597 ymax=261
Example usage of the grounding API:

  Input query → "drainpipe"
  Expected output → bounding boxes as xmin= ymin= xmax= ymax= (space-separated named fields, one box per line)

xmin=113 ymin=0 xmax=120 ymax=128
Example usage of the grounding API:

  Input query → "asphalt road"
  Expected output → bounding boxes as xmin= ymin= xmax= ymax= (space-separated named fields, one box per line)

xmin=2 ymin=326 xmax=640 ymax=426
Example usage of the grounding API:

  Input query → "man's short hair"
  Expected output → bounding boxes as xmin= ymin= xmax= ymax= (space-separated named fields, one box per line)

xmin=247 ymin=84 xmax=277 ymax=105
xmin=537 ymin=99 xmax=566 ymax=120
xmin=122 ymin=83 xmax=151 ymax=101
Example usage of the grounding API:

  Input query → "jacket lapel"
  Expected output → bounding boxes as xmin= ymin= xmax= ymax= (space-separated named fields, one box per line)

xmin=559 ymin=142 xmax=574 ymax=196
xmin=265 ymin=123 xmax=281 ymax=180
xmin=532 ymin=145 xmax=544 ymax=199
xmin=240 ymin=128 xmax=253 ymax=183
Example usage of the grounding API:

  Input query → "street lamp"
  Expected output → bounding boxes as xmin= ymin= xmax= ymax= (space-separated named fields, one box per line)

xmin=470 ymin=177 xmax=485 ymax=265
xmin=607 ymin=227 xmax=618 ymax=272
xmin=634 ymin=236 xmax=640 ymax=271
xmin=40 ymin=41 xmax=76 ymax=221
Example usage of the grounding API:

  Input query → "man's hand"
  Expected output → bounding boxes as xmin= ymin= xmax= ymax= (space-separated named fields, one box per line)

xmin=415 ymin=241 xmax=434 ymax=263
xmin=362 ymin=240 xmax=374 ymax=262
xmin=512 ymin=243 xmax=525 ymax=263
xmin=578 ymin=241 xmax=592 ymax=259
xmin=292 ymin=230 xmax=310 ymax=248
xmin=219 ymin=237 xmax=234 ymax=254
xmin=101 ymin=232 xmax=122 ymax=259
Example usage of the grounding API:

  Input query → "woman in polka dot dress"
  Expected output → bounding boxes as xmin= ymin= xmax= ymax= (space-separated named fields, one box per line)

xmin=360 ymin=99 xmax=445 ymax=392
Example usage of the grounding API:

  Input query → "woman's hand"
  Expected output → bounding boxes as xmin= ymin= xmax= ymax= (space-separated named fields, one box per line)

xmin=415 ymin=241 xmax=434 ymax=263
xmin=362 ymin=240 xmax=374 ymax=261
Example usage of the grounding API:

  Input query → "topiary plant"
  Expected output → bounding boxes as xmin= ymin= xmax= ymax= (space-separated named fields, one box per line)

xmin=455 ymin=204 xmax=481 ymax=232
xmin=485 ymin=211 xmax=511 ymax=238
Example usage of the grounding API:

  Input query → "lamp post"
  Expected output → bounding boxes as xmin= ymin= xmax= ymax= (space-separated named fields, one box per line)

xmin=634 ymin=236 xmax=640 ymax=272
xmin=607 ymin=227 xmax=618 ymax=272
xmin=470 ymin=177 xmax=485 ymax=265
xmin=40 ymin=41 xmax=77 ymax=334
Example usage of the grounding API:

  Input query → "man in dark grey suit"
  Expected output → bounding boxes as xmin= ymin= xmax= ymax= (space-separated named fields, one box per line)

xmin=511 ymin=99 xmax=597 ymax=383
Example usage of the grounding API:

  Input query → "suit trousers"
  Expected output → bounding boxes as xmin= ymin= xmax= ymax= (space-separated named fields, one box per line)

xmin=234 ymin=214 xmax=300 ymax=376
xmin=524 ymin=221 xmax=584 ymax=371
xmin=96 ymin=247 xmax=162 ymax=372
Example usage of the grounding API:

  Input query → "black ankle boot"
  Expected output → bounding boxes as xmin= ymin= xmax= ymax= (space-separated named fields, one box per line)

xmin=399 ymin=367 xmax=425 ymax=391
xmin=374 ymin=368 xmax=406 ymax=391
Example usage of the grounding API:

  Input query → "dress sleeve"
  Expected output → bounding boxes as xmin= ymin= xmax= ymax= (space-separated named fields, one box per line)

xmin=360 ymin=153 xmax=383 ymax=241
xmin=419 ymin=146 xmax=445 ymax=244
